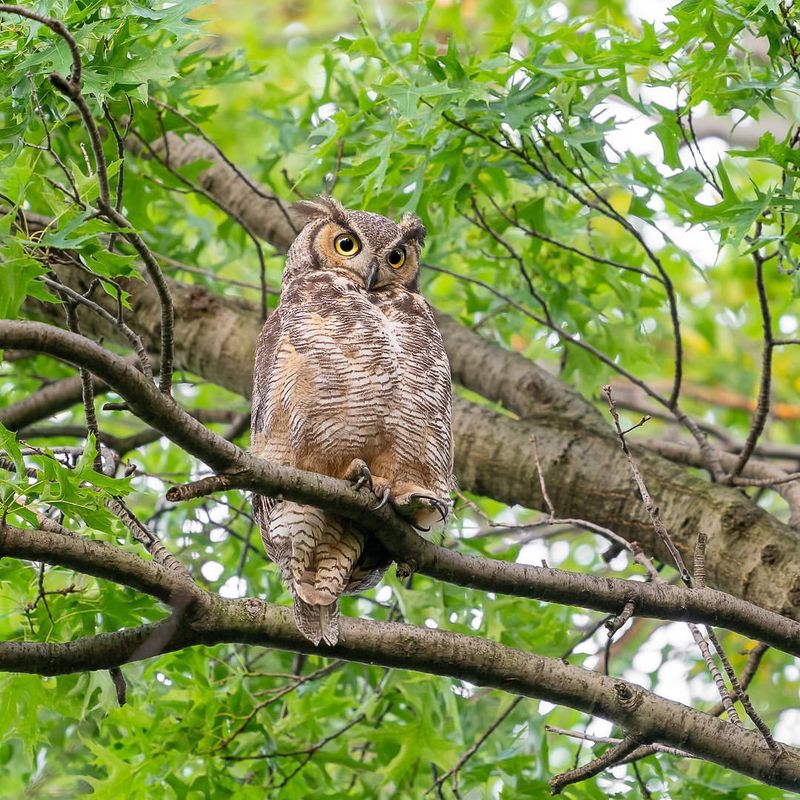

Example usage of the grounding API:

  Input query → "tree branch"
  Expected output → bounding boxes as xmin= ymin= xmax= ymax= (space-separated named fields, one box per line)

xmin=0 ymin=522 xmax=202 ymax=607
xmin=1 ymin=596 xmax=797 ymax=791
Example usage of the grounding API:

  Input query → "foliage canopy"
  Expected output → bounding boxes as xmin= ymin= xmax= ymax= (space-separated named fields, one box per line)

xmin=1 ymin=0 xmax=800 ymax=797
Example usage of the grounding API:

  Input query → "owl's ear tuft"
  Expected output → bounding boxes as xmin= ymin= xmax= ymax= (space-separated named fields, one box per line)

xmin=290 ymin=196 xmax=348 ymax=227
xmin=398 ymin=213 xmax=427 ymax=248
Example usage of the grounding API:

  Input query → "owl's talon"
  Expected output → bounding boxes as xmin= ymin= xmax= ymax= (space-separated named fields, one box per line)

xmin=370 ymin=485 xmax=391 ymax=511
xmin=410 ymin=520 xmax=431 ymax=533
xmin=435 ymin=499 xmax=450 ymax=524
xmin=395 ymin=492 xmax=451 ymax=525
xmin=345 ymin=458 xmax=373 ymax=493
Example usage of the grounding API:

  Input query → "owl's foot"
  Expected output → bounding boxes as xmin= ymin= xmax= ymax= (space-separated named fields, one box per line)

xmin=363 ymin=477 xmax=451 ymax=528
xmin=345 ymin=465 xmax=394 ymax=512
xmin=389 ymin=486 xmax=451 ymax=530
xmin=344 ymin=458 xmax=373 ymax=493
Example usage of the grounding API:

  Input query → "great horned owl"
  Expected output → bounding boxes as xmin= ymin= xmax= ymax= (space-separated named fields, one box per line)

xmin=251 ymin=197 xmax=453 ymax=646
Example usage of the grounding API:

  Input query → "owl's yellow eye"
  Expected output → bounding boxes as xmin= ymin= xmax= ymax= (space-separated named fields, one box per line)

xmin=334 ymin=233 xmax=361 ymax=257
xmin=387 ymin=247 xmax=406 ymax=269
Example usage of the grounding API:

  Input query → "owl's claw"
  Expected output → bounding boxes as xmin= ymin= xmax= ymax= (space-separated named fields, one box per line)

xmin=428 ymin=497 xmax=451 ymax=525
xmin=370 ymin=485 xmax=391 ymax=511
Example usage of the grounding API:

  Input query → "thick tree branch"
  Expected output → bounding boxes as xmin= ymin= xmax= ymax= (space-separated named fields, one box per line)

xmin=0 ymin=522 xmax=203 ymax=607
xmin=0 ymin=594 xmax=797 ymax=791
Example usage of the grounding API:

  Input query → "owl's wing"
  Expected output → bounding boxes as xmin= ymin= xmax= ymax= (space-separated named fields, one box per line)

xmin=251 ymin=308 xmax=283 ymax=447
xmin=251 ymin=309 xmax=284 ymax=529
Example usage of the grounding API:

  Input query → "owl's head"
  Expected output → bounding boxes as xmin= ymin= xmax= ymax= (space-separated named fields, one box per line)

xmin=285 ymin=197 xmax=426 ymax=292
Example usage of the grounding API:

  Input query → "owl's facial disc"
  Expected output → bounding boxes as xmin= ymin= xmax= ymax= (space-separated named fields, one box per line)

xmin=307 ymin=212 xmax=423 ymax=292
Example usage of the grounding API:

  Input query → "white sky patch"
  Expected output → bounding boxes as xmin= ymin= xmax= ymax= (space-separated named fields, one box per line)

xmin=654 ymin=659 xmax=692 ymax=704
xmin=509 ymin=42 xmax=526 ymax=61
xmin=639 ymin=81 xmax=680 ymax=108
xmin=458 ymin=517 xmax=481 ymax=538
xmin=662 ymin=220 xmax=720 ymax=269
xmin=500 ymin=122 xmax=522 ymax=149
xmin=201 ymin=560 xmax=224 ymax=582
xmin=774 ymin=709 xmax=800 ymax=746
xmin=548 ymin=2 xmax=568 ymax=22
xmin=493 ymin=507 xmax=525 ymax=526
xmin=573 ymin=544 xmax=596 ymax=567
xmin=623 ymin=667 xmax=654 ymax=690
xmin=608 ymin=551 xmax=630 ymax=573
xmin=779 ymin=314 xmax=799 ymax=335
xmin=586 ymin=718 xmax=613 ymax=739
xmin=627 ymin=0 xmax=675 ymax=28
xmin=452 ymin=680 xmax=476 ymax=699
xmin=599 ymin=98 xmax=663 ymax=160
xmin=550 ymin=540 xmax=570 ymax=564
xmin=632 ymin=647 xmax=662 ymax=674
xmin=595 ymin=27 xmax=611 ymax=51
xmin=572 ymin=637 xmax=601 ymax=656
xmin=311 ymin=102 xmax=337 ymax=126
xmin=640 ymin=316 xmax=657 ymax=334
xmin=544 ymin=113 xmax=563 ymax=134
xmin=219 ymin=576 xmax=247 ymax=599
xmin=689 ymin=672 xmax=723 ymax=702
xmin=716 ymin=307 xmax=746 ymax=329
xmin=375 ymin=585 xmax=392 ymax=603
xmin=145 ymin=476 xmax=166 ymax=493
xmin=517 ymin=539 xmax=550 ymax=567
xmin=648 ymin=622 xmax=696 ymax=653
xmin=206 ymin=503 xmax=230 ymax=524
xmin=283 ymin=21 xmax=307 ymax=37
xmin=209 ymin=527 xmax=227 ymax=543
xmin=183 ymin=519 xmax=203 ymax=534
xmin=425 ymin=617 xmax=438 ymax=628
xmin=506 ymin=66 xmax=531 ymax=91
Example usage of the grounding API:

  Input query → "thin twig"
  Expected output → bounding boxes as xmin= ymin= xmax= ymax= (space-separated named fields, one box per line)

xmin=530 ymin=434 xmax=555 ymax=517
xmin=603 ymin=386 xmax=691 ymax=583
xmin=39 ymin=275 xmax=153 ymax=379
xmin=549 ymin=735 xmax=643 ymax=795
xmin=427 ymin=697 xmax=523 ymax=795
xmin=733 ymin=228 xmax=774 ymax=476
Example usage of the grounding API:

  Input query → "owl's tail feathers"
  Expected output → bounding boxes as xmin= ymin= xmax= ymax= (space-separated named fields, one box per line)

xmin=293 ymin=596 xmax=340 ymax=646
xmin=290 ymin=521 xmax=366 ymax=606
xmin=294 ymin=573 xmax=338 ymax=606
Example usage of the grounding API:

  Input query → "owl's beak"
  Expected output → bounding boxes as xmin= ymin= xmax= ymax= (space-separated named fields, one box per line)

xmin=364 ymin=258 xmax=380 ymax=291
